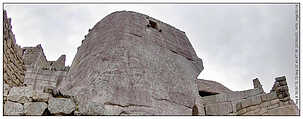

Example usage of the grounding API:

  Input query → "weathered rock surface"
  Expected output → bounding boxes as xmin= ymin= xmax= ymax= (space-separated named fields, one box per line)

xmin=197 ymin=77 xmax=299 ymax=116
xmin=7 ymin=86 xmax=34 ymax=104
xmin=24 ymin=102 xmax=47 ymax=115
xmin=77 ymin=101 xmax=105 ymax=115
xmin=196 ymin=79 xmax=233 ymax=94
xmin=23 ymin=45 xmax=69 ymax=91
xmin=32 ymin=92 xmax=51 ymax=102
xmin=263 ymin=104 xmax=299 ymax=115
xmin=58 ymin=11 xmax=203 ymax=115
xmin=48 ymin=97 xmax=76 ymax=115
xmin=4 ymin=101 xmax=24 ymax=116
xmin=4 ymin=83 xmax=10 ymax=97
xmin=205 ymin=102 xmax=233 ymax=115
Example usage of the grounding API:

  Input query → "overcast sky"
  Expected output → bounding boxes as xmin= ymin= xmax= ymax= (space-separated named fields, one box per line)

xmin=4 ymin=4 xmax=299 ymax=101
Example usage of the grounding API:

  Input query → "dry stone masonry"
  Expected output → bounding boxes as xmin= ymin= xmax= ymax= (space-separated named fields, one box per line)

xmin=23 ymin=45 xmax=69 ymax=91
xmin=3 ymin=10 xmax=25 ymax=87
xmin=3 ymin=10 xmax=299 ymax=116
xmin=234 ymin=77 xmax=299 ymax=115
xmin=3 ymin=10 xmax=75 ymax=116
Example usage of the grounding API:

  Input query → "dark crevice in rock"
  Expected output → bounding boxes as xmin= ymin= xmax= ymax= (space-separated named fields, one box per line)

xmin=42 ymin=108 xmax=52 ymax=116
xmin=104 ymin=102 xmax=151 ymax=108
xmin=119 ymin=111 xmax=130 ymax=115
xmin=203 ymin=105 xmax=207 ymax=116
xmin=50 ymin=89 xmax=71 ymax=98
xmin=128 ymin=32 xmax=142 ymax=37
xmin=169 ymin=49 xmax=194 ymax=62
xmin=186 ymin=57 xmax=194 ymax=61
xmin=198 ymin=90 xmax=219 ymax=97
xmin=152 ymin=96 xmax=192 ymax=109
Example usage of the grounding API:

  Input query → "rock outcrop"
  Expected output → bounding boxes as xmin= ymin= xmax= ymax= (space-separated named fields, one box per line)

xmin=57 ymin=11 xmax=203 ymax=115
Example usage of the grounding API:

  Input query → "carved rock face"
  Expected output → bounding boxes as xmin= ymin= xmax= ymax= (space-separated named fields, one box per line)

xmin=58 ymin=11 xmax=203 ymax=115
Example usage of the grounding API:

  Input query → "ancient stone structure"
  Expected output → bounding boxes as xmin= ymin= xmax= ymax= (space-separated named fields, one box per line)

xmin=3 ymin=10 xmax=25 ymax=87
xmin=3 ymin=10 xmax=299 ymax=116
xmin=57 ymin=11 xmax=203 ymax=115
xmin=23 ymin=44 xmax=69 ymax=91
xmin=196 ymin=79 xmax=233 ymax=95
xmin=195 ymin=78 xmax=298 ymax=115
xmin=3 ymin=10 xmax=73 ymax=116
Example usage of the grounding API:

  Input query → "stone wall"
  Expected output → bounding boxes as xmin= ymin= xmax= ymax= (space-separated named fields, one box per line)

xmin=23 ymin=45 xmax=47 ymax=68
xmin=3 ymin=10 xmax=72 ymax=116
xmin=24 ymin=68 xmax=68 ymax=91
xmin=236 ymin=76 xmax=298 ymax=115
xmin=22 ymin=45 xmax=69 ymax=91
xmin=195 ymin=77 xmax=299 ymax=116
xmin=197 ymin=86 xmax=264 ymax=115
xmin=236 ymin=92 xmax=298 ymax=115
xmin=4 ymin=85 xmax=76 ymax=115
xmin=3 ymin=10 xmax=25 ymax=87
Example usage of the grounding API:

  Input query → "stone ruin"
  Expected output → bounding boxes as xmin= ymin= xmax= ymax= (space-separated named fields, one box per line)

xmin=3 ymin=10 xmax=299 ymax=116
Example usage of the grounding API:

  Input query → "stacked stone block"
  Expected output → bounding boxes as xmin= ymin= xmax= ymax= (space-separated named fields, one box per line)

xmin=3 ymin=10 xmax=25 ymax=87
xmin=197 ymin=77 xmax=298 ymax=116
xmin=253 ymin=78 xmax=264 ymax=93
xmin=198 ymin=87 xmax=264 ymax=115
xmin=24 ymin=68 xmax=68 ymax=91
xmin=272 ymin=76 xmax=291 ymax=102
xmin=236 ymin=92 xmax=297 ymax=115
xmin=4 ymin=86 xmax=76 ymax=116
xmin=22 ymin=45 xmax=69 ymax=91
xmin=235 ymin=76 xmax=298 ymax=115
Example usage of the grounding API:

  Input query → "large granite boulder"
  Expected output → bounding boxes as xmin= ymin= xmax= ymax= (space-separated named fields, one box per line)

xmin=58 ymin=11 xmax=203 ymax=115
xmin=32 ymin=91 xmax=51 ymax=102
xmin=24 ymin=102 xmax=47 ymax=115
xmin=4 ymin=101 xmax=24 ymax=116
xmin=7 ymin=86 xmax=33 ymax=104
xmin=48 ymin=97 xmax=76 ymax=115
